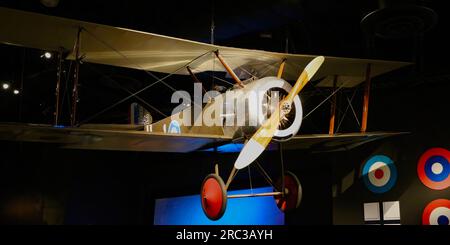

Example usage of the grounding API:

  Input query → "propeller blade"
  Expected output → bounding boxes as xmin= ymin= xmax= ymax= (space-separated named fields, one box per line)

xmin=234 ymin=56 xmax=325 ymax=169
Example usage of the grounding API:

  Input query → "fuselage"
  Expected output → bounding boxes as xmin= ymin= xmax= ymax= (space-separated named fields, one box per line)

xmin=149 ymin=76 xmax=303 ymax=141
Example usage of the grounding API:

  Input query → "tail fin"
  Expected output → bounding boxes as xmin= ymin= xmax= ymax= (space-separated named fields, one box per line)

xmin=129 ymin=103 xmax=152 ymax=125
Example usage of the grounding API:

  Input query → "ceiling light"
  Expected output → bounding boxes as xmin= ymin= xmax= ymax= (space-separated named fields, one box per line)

xmin=2 ymin=83 xmax=9 ymax=90
xmin=43 ymin=52 xmax=52 ymax=59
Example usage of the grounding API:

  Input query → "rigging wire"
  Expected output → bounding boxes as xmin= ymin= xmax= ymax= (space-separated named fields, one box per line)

xmin=303 ymin=79 xmax=352 ymax=120
xmin=248 ymin=166 xmax=253 ymax=195
xmin=310 ymin=82 xmax=348 ymax=118
xmin=84 ymin=63 xmax=168 ymax=117
xmin=77 ymin=50 xmax=214 ymax=126
xmin=336 ymin=89 xmax=358 ymax=133
xmin=82 ymin=28 xmax=179 ymax=93
xmin=346 ymin=91 xmax=361 ymax=127
xmin=336 ymin=89 xmax=360 ymax=132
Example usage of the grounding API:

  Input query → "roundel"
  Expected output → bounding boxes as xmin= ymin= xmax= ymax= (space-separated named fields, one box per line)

xmin=417 ymin=148 xmax=450 ymax=190
xmin=362 ymin=155 xmax=397 ymax=194
xmin=168 ymin=120 xmax=181 ymax=134
xmin=422 ymin=199 xmax=450 ymax=225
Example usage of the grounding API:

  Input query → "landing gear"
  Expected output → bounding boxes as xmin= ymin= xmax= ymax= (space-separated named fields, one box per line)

xmin=274 ymin=171 xmax=302 ymax=212
xmin=200 ymin=169 xmax=302 ymax=220
xmin=200 ymin=143 xmax=302 ymax=220
xmin=200 ymin=174 xmax=227 ymax=220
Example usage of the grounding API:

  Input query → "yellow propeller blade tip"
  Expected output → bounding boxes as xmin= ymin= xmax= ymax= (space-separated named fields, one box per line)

xmin=304 ymin=56 xmax=325 ymax=81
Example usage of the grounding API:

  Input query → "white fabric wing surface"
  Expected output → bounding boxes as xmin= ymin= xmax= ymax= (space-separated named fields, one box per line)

xmin=0 ymin=7 xmax=410 ymax=87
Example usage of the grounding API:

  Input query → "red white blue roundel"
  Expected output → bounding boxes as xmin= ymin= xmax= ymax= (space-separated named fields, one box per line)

xmin=417 ymin=148 xmax=450 ymax=190
xmin=422 ymin=199 xmax=450 ymax=225
xmin=362 ymin=155 xmax=397 ymax=193
xmin=168 ymin=120 xmax=181 ymax=134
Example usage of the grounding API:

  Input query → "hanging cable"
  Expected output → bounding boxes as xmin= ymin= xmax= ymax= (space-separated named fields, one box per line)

xmin=210 ymin=0 xmax=215 ymax=45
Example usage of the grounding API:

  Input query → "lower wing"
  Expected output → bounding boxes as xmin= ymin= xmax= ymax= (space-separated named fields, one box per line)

xmin=0 ymin=123 xmax=407 ymax=153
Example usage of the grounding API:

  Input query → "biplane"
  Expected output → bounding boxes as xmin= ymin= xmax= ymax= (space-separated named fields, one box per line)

xmin=0 ymin=7 xmax=410 ymax=220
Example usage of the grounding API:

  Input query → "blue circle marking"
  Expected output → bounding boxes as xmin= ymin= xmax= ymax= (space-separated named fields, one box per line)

xmin=437 ymin=215 xmax=449 ymax=225
xmin=362 ymin=155 xmax=397 ymax=194
xmin=168 ymin=120 xmax=181 ymax=134
xmin=424 ymin=155 xmax=449 ymax=182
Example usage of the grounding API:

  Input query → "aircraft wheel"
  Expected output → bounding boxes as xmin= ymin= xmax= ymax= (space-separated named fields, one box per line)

xmin=200 ymin=174 xmax=227 ymax=220
xmin=274 ymin=171 xmax=302 ymax=212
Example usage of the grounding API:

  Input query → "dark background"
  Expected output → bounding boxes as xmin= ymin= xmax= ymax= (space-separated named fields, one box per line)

xmin=0 ymin=0 xmax=449 ymax=225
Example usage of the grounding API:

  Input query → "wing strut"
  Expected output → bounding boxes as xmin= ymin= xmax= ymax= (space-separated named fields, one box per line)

xmin=187 ymin=66 xmax=202 ymax=84
xmin=361 ymin=63 xmax=372 ymax=133
xmin=214 ymin=50 xmax=244 ymax=88
xmin=186 ymin=66 xmax=208 ymax=95
xmin=70 ymin=27 xmax=82 ymax=126
xmin=277 ymin=58 xmax=287 ymax=79
xmin=329 ymin=75 xmax=338 ymax=135
xmin=54 ymin=48 xmax=64 ymax=126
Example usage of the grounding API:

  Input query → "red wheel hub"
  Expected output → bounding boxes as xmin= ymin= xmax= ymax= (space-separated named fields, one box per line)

xmin=274 ymin=171 xmax=302 ymax=212
xmin=201 ymin=174 xmax=227 ymax=220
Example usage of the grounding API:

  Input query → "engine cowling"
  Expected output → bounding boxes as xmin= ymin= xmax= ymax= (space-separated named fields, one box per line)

xmin=223 ymin=77 xmax=303 ymax=141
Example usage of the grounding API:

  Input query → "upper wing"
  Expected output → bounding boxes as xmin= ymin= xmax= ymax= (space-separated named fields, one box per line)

xmin=0 ymin=7 xmax=411 ymax=87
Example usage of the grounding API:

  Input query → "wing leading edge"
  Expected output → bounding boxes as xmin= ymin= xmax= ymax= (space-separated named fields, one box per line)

xmin=0 ymin=123 xmax=231 ymax=153
xmin=201 ymin=132 xmax=408 ymax=153
xmin=0 ymin=7 xmax=411 ymax=87
xmin=0 ymin=123 xmax=407 ymax=153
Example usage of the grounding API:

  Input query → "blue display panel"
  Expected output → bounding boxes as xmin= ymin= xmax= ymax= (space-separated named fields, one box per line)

xmin=154 ymin=186 xmax=284 ymax=225
xmin=202 ymin=143 xmax=244 ymax=153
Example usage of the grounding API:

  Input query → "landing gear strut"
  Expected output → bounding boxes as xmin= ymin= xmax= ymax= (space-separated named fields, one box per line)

xmin=200 ymin=168 xmax=302 ymax=220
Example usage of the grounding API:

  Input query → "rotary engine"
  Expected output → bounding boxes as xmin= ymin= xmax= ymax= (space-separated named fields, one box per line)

xmin=222 ymin=76 xmax=303 ymax=142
